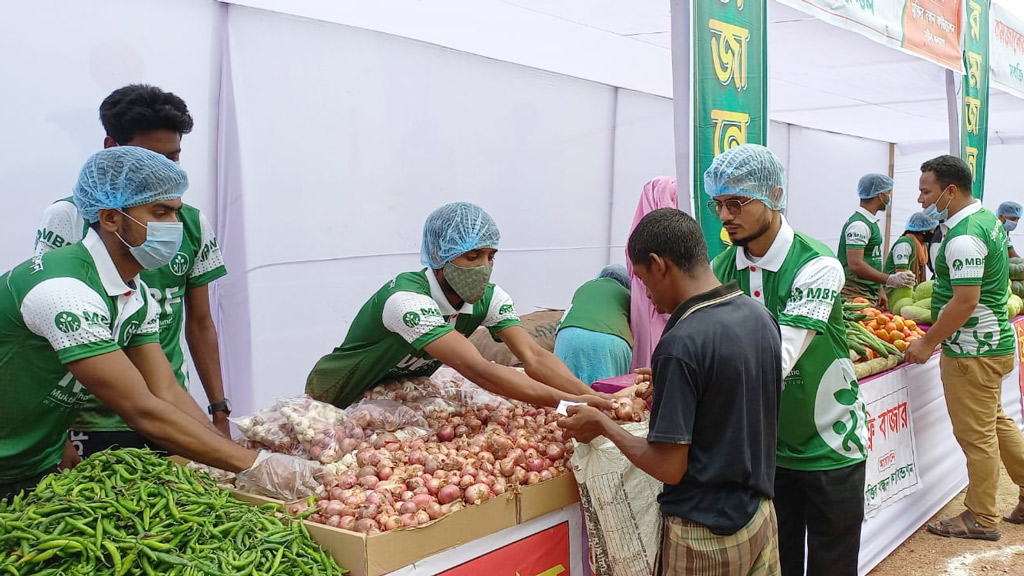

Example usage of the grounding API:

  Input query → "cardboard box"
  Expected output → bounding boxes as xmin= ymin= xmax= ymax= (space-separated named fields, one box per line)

xmin=518 ymin=473 xmax=581 ymax=525
xmin=306 ymin=488 xmax=519 ymax=576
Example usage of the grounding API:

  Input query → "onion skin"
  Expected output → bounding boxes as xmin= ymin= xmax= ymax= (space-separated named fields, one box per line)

xmin=438 ymin=484 xmax=462 ymax=505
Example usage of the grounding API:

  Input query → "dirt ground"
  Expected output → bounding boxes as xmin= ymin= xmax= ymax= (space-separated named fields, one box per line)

xmin=870 ymin=464 xmax=1024 ymax=576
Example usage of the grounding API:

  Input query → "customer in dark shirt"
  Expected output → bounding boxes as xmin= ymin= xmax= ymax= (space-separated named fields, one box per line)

xmin=559 ymin=208 xmax=782 ymax=576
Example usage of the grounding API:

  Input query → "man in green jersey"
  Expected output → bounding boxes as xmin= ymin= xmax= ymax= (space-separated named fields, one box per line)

xmin=996 ymin=201 xmax=1021 ymax=258
xmin=554 ymin=264 xmax=632 ymax=384
xmin=706 ymin=144 xmax=868 ymax=576
xmin=882 ymin=212 xmax=940 ymax=297
xmin=0 ymin=147 xmax=318 ymax=502
xmin=838 ymin=173 xmax=916 ymax=308
xmin=306 ymin=202 xmax=611 ymax=410
xmin=905 ymin=156 xmax=1024 ymax=540
xmin=34 ymin=85 xmax=231 ymax=458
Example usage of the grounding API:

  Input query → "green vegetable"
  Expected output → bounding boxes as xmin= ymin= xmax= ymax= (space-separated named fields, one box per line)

xmin=913 ymin=280 xmax=934 ymax=301
xmin=890 ymin=297 xmax=915 ymax=316
xmin=0 ymin=449 xmax=347 ymax=576
xmin=887 ymin=287 xmax=913 ymax=310
xmin=901 ymin=305 xmax=932 ymax=324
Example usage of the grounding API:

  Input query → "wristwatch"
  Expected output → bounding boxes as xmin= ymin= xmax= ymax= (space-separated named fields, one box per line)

xmin=208 ymin=399 xmax=232 ymax=416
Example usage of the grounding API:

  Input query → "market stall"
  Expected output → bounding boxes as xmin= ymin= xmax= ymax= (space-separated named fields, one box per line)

xmin=857 ymin=330 xmax=1024 ymax=575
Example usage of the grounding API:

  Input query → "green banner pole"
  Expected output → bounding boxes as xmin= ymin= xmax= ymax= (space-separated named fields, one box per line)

xmin=693 ymin=0 xmax=768 ymax=258
xmin=961 ymin=0 xmax=990 ymax=199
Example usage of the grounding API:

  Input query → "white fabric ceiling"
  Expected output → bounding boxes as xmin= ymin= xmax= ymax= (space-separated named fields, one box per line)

xmin=227 ymin=0 xmax=1024 ymax=145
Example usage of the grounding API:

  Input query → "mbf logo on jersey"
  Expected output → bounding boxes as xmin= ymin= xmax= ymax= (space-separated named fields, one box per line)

xmin=122 ymin=320 xmax=141 ymax=343
xmin=46 ymin=371 xmax=89 ymax=410
xmin=403 ymin=312 xmax=421 ymax=328
xmin=54 ymin=311 xmax=81 ymax=334
xmin=169 ymin=252 xmax=190 ymax=276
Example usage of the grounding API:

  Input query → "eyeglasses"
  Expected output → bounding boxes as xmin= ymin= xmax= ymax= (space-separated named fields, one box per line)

xmin=706 ymin=197 xmax=758 ymax=216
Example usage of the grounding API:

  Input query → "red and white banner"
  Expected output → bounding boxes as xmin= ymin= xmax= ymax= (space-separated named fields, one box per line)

xmin=862 ymin=376 xmax=921 ymax=517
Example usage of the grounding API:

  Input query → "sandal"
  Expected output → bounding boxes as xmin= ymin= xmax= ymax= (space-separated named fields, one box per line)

xmin=1005 ymin=494 xmax=1024 ymax=525
xmin=926 ymin=510 xmax=1001 ymax=541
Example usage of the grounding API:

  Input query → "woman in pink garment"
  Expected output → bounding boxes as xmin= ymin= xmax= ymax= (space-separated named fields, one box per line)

xmin=627 ymin=176 xmax=678 ymax=370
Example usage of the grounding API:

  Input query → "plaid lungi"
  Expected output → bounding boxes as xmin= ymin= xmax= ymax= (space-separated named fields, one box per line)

xmin=654 ymin=498 xmax=779 ymax=576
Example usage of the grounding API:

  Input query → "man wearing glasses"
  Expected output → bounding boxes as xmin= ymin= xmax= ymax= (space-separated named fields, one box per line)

xmin=707 ymin=145 xmax=867 ymax=576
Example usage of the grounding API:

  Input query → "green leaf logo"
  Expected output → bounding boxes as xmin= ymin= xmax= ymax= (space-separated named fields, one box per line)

xmin=403 ymin=311 xmax=421 ymax=328
xmin=952 ymin=259 xmax=964 ymax=272
xmin=54 ymin=311 xmax=81 ymax=334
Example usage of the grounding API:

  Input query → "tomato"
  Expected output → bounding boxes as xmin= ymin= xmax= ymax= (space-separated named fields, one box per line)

xmin=882 ymin=312 xmax=894 ymax=320
xmin=893 ymin=318 xmax=905 ymax=330
xmin=876 ymin=331 xmax=891 ymax=343
xmin=865 ymin=307 xmax=881 ymax=317
xmin=884 ymin=321 xmax=898 ymax=332
xmin=905 ymin=319 xmax=917 ymax=330
xmin=894 ymin=340 xmax=909 ymax=352
xmin=889 ymin=329 xmax=905 ymax=342
xmin=852 ymin=297 xmax=870 ymax=304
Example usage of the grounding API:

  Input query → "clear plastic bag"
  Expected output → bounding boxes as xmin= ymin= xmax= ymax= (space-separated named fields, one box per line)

xmin=344 ymin=398 xmax=428 ymax=432
xmin=428 ymin=367 xmax=512 ymax=412
xmin=231 ymin=404 xmax=307 ymax=457
xmin=278 ymin=396 xmax=366 ymax=464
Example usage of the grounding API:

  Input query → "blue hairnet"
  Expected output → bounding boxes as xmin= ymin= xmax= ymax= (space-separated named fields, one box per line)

xmin=420 ymin=202 xmax=501 ymax=269
xmin=597 ymin=264 xmax=630 ymax=290
xmin=905 ymin=212 xmax=939 ymax=232
xmin=703 ymin=144 xmax=787 ymax=212
xmin=857 ymin=174 xmax=893 ymax=199
xmin=74 ymin=146 xmax=188 ymax=221
xmin=998 ymin=201 xmax=1023 ymax=219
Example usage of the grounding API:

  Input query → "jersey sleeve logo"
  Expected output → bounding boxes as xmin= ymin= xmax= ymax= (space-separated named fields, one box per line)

xmin=952 ymin=259 xmax=964 ymax=272
xmin=169 ymin=252 xmax=191 ymax=276
xmin=498 ymin=304 xmax=515 ymax=316
xmin=54 ymin=311 xmax=82 ymax=334
xmin=403 ymin=311 xmax=421 ymax=328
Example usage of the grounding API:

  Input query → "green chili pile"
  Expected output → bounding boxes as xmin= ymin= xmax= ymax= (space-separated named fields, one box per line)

xmin=0 ymin=448 xmax=346 ymax=576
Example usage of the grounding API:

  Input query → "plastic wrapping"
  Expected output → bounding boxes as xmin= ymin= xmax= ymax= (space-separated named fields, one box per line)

xmin=231 ymin=405 xmax=307 ymax=457
xmin=428 ymin=366 xmax=512 ymax=412
xmin=344 ymin=398 xmax=428 ymax=432
xmin=278 ymin=396 xmax=366 ymax=464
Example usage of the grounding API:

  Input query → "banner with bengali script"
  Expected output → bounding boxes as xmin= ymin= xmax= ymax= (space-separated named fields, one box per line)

xmin=777 ymin=0 xmax=964 ymax=72
xmin=693 ymin=0 xmax=768 ymax=259
xmin=991 ymin=3 xmax=1024 ymax=101
xmin=1014 ymin=317 xmax=1024 ymax=417
xmin=962 ymin=0 xmax=990 ymax=199
xmin=862 ymin=378 xmax=921 ymax=516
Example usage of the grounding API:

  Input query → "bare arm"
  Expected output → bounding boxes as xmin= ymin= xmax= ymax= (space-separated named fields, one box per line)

xmin=497 ymin=325 xmax=596 ymax=397
xmin=68 ymin=343 xmax=256 ymax=472
xmin=184 ymin=285 xmax=229 ymax=435
xmin=558 ymin=405 xmax=688 ymax=484
xmin=423 ymin=331 xmax=607 ymax=409
xmin=846 ymin=248 xmax=890 ymax=284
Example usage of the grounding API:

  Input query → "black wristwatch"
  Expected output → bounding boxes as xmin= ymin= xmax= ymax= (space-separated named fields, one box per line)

xmin=208 ymin=399 xmax=232 ymax=416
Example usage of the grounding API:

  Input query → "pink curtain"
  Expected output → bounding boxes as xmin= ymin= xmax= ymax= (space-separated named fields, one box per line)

xmin=627 ymin=176 xmax=678 ymax=370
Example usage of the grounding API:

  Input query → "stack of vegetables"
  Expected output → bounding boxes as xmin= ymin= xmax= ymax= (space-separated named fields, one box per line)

xmin=0 ymin=448 xmax=346 ymax=576
xmin=1010 ymin=257 xmax=1024 ymax=300
xmin=888 ymin=280 xmax=934 ymax=325
xmin=236 ymin=368 xmax=646 ymax=535
xmin=845 ymin=299 xmax=926 ymax=378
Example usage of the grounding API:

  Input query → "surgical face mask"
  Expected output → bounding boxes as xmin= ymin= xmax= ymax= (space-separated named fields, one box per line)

xmin=115 ymin=210 xmax=184 ymax=270
xmin=442 ymin=261 xmax=493 ymax=304
xmin=1004 ymin=219 xmax=1018 ymax=233
xmin=922 ymin=187 xmax=953 ymax=222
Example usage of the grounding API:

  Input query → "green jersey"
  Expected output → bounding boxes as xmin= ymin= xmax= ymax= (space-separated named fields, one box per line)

xmin=933 ymin=203 xmax=1013 ymax=357
xmin=838 ymin=208 xmax=884 ymax=299
xmin=713 ymin=220 xmax=867 ymax=471
xmin=557 ymin=278 xmax=632 ymax=346
xmin=883 ymin=236 xmax=917 ymax=274
xmin=305 ymin=270 xmax=521 ymax=408
xmin=35 ymin=200 xmax=227 ymax=431
xmin=0 ymin=231 xmax=160 ymax=482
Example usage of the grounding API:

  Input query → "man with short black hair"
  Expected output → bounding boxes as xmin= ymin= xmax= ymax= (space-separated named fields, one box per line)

xmin=905 ymin=155 xmax=1024 ymax=540
xmin=559 ymin=208 xmax=782 ymax=576
xmin=707 ymin=144 xmax=867 ymax=576
xmin=34 ymin=84 xmax=231 ymax=458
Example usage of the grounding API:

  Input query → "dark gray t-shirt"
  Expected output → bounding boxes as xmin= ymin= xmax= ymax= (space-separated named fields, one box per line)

xmin=649 ymin=281 xmax=782 ymax=535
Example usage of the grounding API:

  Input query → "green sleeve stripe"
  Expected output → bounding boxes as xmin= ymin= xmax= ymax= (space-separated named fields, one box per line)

xmin=777 ymin=314 xmax=827 ymax=335
xmin=57 ymin=341 xmax=121 ymax=364
xmin=487 ymin=319 xmax=521 ymax=339
xmin=187 ymin=266 xmax=228 ymax=288
xmin=411 ymin=325 xmax=454 ymax=351
xmin=126 ymin=332 xmax=161 ymax=348
xmin=950 ymin=277 xmax=984 ymax=286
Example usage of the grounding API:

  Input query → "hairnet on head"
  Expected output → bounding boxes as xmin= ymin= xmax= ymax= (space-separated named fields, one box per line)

xmin=597 ymin=264 xmax=630 ymax=290
xmin=905 ymin=212 xmax=939 ymax=232
xmin=420 ymin=202 xmax=501 ymax=269
xmin=998 ymin=201 xmax=1023 ymax=219
xmin=703 ymin=144 xmax=787 ymax=212
xmin=74 ymin=146 xmax=188 ymax=222
xmin=857 ymin=174 xmax=893 ymax=199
